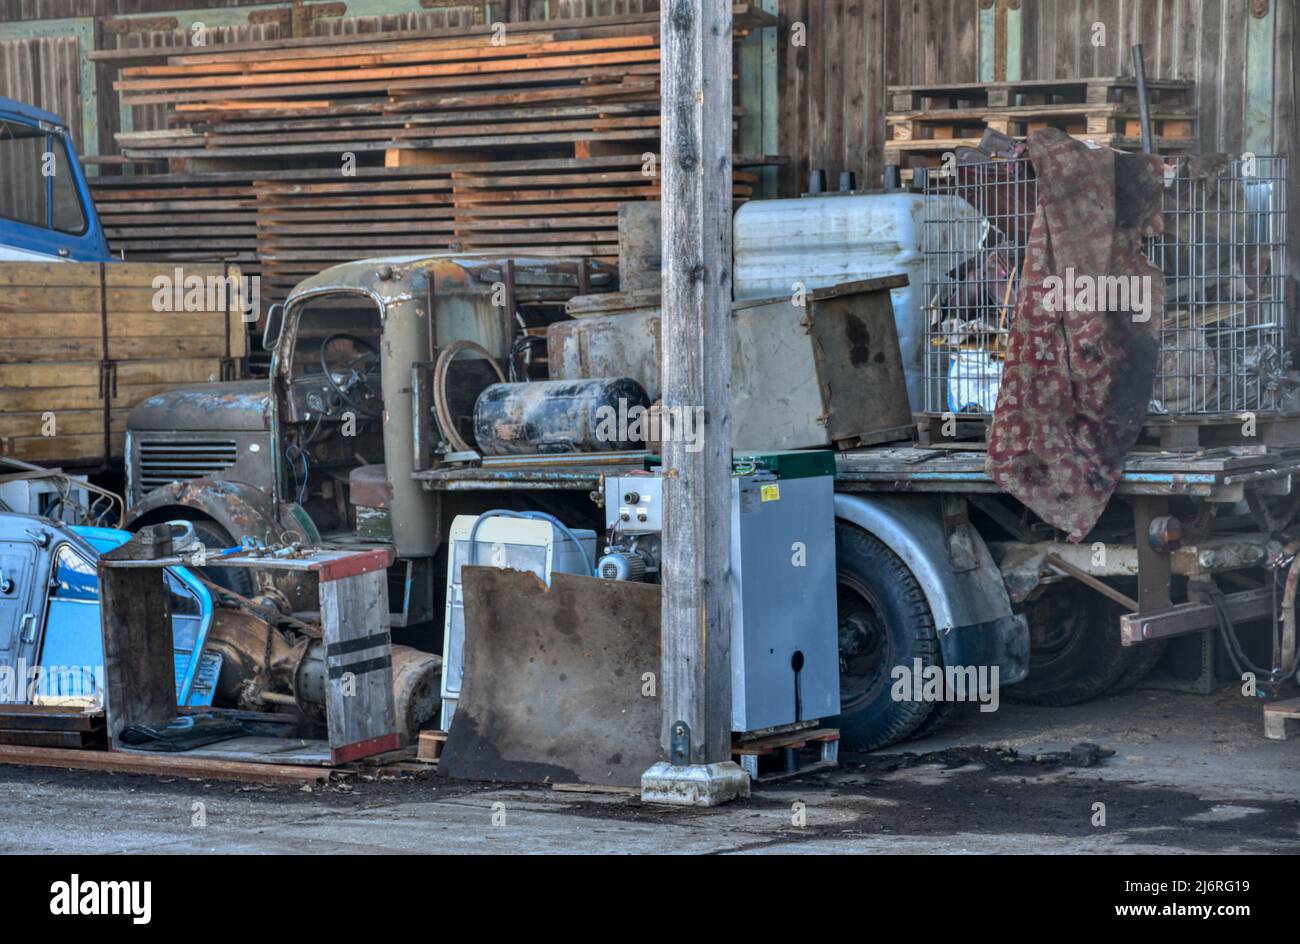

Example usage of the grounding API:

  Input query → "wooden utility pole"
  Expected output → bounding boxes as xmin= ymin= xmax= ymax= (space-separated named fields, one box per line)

xmin=657 ymin=0 xmax=736 ymax=770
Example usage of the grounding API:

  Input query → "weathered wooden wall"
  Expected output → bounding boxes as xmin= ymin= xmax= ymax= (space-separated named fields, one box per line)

xmin=1 ymin=1 xmax=1294 ymax=217
xmin=1017 ymin=0 xmax=1293 ymax=157
xmin=0 ymin=35 xmax=84 ymax=149
xmin=772 ymin=0 xmax=1294 ymax=195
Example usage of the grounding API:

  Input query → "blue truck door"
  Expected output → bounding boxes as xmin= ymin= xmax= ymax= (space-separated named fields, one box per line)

xmin=0 ymin=539 xmax=42 ymax=701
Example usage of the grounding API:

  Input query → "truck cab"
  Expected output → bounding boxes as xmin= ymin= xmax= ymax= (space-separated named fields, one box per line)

xmin=0 ymin=511 xmax=216 ymax=707
xmin=123 ymin=254 xmax=613 ymax=625
xmin=0 ymin=97 xmax=111 ymax=263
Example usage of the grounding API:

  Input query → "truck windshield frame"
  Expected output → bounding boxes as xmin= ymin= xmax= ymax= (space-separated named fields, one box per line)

xmin=0 ymin=119 xmax=88 ymax=237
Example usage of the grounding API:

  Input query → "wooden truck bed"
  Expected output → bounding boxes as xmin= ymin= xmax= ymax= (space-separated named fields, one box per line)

xmin=0 ymin=261 xmax=246 ymax=466
xmin=415 ymin=444 xmax=1300 ymax=503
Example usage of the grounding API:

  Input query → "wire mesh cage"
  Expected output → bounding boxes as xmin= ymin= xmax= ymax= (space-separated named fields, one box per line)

xmin=921 ymin=154 xmax=1289 ymax=416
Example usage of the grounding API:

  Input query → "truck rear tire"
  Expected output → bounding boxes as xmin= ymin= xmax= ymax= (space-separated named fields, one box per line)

xmin=833 ymin=523 xmax=945 ymax=750
xmin=1005 ymin=587 xmax=1134 ymax=706
xmin=1107 ymin=637 xmax=1168 ymax=695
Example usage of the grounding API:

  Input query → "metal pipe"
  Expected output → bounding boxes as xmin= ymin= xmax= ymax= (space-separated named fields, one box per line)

xmin=1046 ymin=553 xmax=1141 ymax=612
xmin=1131 ymin=44 xmax=1153 ymax=154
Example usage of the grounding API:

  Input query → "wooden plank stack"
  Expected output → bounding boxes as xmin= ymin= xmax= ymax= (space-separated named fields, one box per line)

xmin=86 ymin=6 xmax=780 ymax=339
xmin=113 ymin=33 xmax=665 ymax=162
xmin=0 ymin=706 xmax=106 ymax=749
xmin=252 ymin=166 xmax=456 ymax=299
xmin=0 ymin=262 xmax=246 ymax=465
xmin=90 ymin=172 xmax=260 ymax=279
xmin=446 ymin=155 xmax=756 ymax=258
xmin=886 ymin=76 xmax=1197 ymax=171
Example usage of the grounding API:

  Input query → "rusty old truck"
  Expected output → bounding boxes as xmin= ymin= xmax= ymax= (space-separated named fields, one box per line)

xmin=120 ymin=165 xmax=1298 ymax=751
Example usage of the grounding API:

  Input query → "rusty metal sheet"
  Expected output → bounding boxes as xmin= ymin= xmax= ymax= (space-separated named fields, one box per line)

xmin=440 ymin=567 xmax=664 ymax=788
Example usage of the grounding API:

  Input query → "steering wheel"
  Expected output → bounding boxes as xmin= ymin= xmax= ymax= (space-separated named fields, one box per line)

xmin=319 ymin=333 xmax=381 ymax=418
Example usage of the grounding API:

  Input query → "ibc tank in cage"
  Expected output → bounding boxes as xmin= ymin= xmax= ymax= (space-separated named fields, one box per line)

xmin=733 ymin=193 xmax=987 ymax=413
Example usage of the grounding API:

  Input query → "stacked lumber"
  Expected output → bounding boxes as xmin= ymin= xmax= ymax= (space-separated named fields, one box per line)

xmin=113 ymin=33 xmax=665 ymax=161
xmin=0 ymin=262 xmax=246 ymax=465
xmin=446 ymin=155 xmax=756 ymax=258
xmin=90 ymin=172 xmax=260 ymax=279
xmin=0 ymin=706 xmax=105 ymax=749
xmin=253 ymin=167 xmax=456 ymax=299
xmin=87 ymin=7 xmax=780 ymax=330
xmin=252 ymin=156 xmax=758 ymax=298
xmin=886 ymin=76 xmax=1197 ymax=171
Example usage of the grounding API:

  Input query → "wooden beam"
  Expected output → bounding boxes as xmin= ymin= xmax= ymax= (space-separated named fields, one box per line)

xmin=658 ymin=0 xmax=735 ymax=766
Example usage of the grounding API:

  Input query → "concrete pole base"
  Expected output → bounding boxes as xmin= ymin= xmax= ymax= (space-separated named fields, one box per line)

xmin=640 ymin=761 xmax=751 ymax=807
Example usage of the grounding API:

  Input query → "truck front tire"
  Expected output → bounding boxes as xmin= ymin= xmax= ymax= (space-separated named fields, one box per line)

xmin=833 ymin=522 xmax=947 ymax=750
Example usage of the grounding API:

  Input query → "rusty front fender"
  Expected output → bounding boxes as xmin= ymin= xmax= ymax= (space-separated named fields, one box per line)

xmin=124 ymin=477 xmax=314 ymax=548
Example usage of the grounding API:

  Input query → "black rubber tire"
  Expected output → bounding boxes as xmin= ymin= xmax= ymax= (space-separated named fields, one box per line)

xmin=833 ymin=523 xmax=943 ymax=750
xmin=189 ymin=520 xmax=256 ymax=598
xmin=1107 ymin=637 xmax=1168 ymax=695
xmin=909 ymin=697 xmax=959 ymax=741
xmin=1005 ymin=587 xmax=1135 ymax=706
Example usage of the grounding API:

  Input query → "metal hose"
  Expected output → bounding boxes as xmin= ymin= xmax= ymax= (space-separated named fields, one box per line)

xmin=433 ymin=340 xmax=505 ymax=455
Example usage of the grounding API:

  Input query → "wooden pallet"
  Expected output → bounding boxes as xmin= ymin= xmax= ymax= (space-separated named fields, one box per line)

xmin=1140 ymin=412 xmax=1300 ymax=450
xmin=732 ymin=727 xmax=839 ymax=782
xmin=885 ymin=75 xmax=1196 ymax=170
xmin=886 ymin=132 xmax=1195 ymax=169
xmin=888 ymin=103 xmax=1196 ymax=144
xmin=889 ymin=76 xmax=1195 ymax=112
xmin=0 ymin=706 xmax=106 ymax=749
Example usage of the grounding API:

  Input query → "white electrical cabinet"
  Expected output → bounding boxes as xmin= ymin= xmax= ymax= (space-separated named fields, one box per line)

xmin=0 ymin=474 xmax=91 ymax=523
xmin=440 ymin=514 xmax=596 ymax=729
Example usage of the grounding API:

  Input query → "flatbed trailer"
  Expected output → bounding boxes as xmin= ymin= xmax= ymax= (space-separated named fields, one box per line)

xmin=414 ymin=439 xmax=1300 ymax=735
xmin=414 ymin=444 xmax=1300 ymax=503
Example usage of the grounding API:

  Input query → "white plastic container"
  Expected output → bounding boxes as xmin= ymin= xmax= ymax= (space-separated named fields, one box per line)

xmin=734 ymin=193 xmax=986 ymax=412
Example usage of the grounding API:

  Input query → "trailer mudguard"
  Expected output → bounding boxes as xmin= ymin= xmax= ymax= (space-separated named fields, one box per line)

xmin=834 ymin=493 xmax=1029 ymax=683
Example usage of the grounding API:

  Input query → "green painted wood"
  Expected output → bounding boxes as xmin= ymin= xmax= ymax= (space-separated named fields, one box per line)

xmin=1244 ymin=1 xmax=1276 ymax=157
xmin=0 ymin=17 xmax=97 ymax=157
xmin=978 ymin=3 xmax=996 ymax=83
xmin=1005 ymin=2 xmax=1022 ymax=81
xmin=760 ymin=0 xmax=778 ymax=196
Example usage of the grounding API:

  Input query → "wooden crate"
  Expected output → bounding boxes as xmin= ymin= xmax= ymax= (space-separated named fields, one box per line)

xmin=0 ymin=262 xmax=246 ymax=466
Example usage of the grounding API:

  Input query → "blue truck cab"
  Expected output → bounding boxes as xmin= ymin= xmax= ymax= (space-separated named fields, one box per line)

xmin=0 ymin=512 xmax=217 ymax=707
xmin=0 ymin=97 xmax=111 ymax=262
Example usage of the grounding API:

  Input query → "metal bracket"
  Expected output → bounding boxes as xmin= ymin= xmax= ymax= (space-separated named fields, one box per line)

xmin=940 ymin=493 xmax=979 ymax=573
xmin=670 ymin=720 xmax=691 ymax=766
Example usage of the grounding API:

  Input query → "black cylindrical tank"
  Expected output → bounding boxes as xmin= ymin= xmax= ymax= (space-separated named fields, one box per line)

xmin=473 ymin=378 xmax=650 ymax=455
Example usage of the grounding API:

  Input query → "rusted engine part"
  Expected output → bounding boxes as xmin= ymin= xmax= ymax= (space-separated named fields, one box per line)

xmin=204 ymin=609 xmax=442 ymax=743
xmin=473 ymin=378 xmax=650 ymax=456
xmin=993 ymin=534 xmax=1280 ymax=606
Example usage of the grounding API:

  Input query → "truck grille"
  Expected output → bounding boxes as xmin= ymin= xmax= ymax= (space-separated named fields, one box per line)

xmin=136 ymin=440 xmax=239 ymax=489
